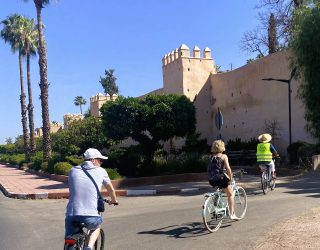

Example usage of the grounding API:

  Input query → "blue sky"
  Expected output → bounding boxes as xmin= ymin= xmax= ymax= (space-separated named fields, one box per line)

xmin=0 ymin=0 xmax=260 ymax=144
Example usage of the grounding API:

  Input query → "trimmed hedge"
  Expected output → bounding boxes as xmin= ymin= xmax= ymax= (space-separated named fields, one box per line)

xmin=54 ymin=162 xmax=73 ymax=176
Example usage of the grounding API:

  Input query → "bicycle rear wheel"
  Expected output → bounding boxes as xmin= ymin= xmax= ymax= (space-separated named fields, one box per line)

xmin=270 ymin=177 xmax=276 ymax=190
xmin=233 ymin=187 xmax=247 ymax=219
xmin=261 ymin=172 xmax=269 ymax=194
xmin=94 ymin=229 xmax=105 ymax=250
xmin=202 ymin=195 xmax=223 ymax=232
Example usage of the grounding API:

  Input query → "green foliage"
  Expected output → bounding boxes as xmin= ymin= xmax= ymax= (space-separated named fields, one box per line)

xmin=51 ymin=116 xmax=108 ymax=156
xmin=41 ymin=162 xmax=48 ymax=172
xmin=99 ymin=69 xmax=119 ymax=96
xmin=0 ymin=144 xmax=17 ymax=154
xmin=182 ymin=133 xmax=209 ymax=154
xmin=226 ymin=137 xmax=259 ymax=151
xmin=65 ymin=155 xmax=83 ymax=166
xmin=287 ymin=141 xmax=320 ymax=164
xmin=0 ymin=153 xmax=25 ymax=167
xmin=29 ymin=151 xmax=43 ymax=170
xmin=107 ymin=147 xmax=141 ymax=177
xmin=47 ymin=152 xmax=63 ymax=174
xmin=54 ymin=162 xmax=73 ymax=176
xmin=101 ymin=94 xmax=196 ymax=168
xmin=74 ymin=96 xmax=86 ymax=114
xmin=106 ymin=168 xmax=122 ymax=180
xmin=291 ymin=3 xmax=320 ymax=142
xmin=153 ymin=153 xmax=208 ymax=175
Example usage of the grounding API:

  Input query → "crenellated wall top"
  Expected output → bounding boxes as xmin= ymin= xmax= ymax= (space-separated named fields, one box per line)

xmin=90 ymin=93 xmax=118 ymax=102
xmin=162 ymin=44 xmax=213 ymax=66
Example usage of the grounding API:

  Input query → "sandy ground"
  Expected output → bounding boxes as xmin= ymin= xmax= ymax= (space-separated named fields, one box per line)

xmin=253 ymin=207 xmax=320 ymax=250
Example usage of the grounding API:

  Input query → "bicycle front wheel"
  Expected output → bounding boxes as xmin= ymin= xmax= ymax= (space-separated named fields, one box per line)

xmin=202 ymin=195 xmax=223 ymax=232
xmin=234 ymin=187 xmax=247 ymax=219
xmin=261 ymin=172 xmax=269 ymax=194
xmin=93 ymin=229 xmax=105 ymax=250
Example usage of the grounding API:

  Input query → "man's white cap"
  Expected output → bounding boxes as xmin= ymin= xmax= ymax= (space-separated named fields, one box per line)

xmin=84 ymin=148 xmax=108 ymax=160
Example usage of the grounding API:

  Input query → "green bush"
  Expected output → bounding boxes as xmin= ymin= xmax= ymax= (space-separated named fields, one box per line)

xmin=0 ymin=153 xmax=10 ymax=163
xmin=107 ymin=146 xmax=141 ymax=177
xmin=47 ymin=152 xmax=63 ymax=174
xmin=0 ymin=153 xmax=25 ymax=167
xmin=287 ymin=141 xmax=308 ymax=165
xmin=30 ymin=151 xmax=44 ymax=170
xmin=65 ymin=155 xmax=83 ymax=166
xmin=54 ymin=162 xmax=73 ymax=176
xmin=41 ymin=162 xmax=48 ymax=172
xmin=106 ymin=168 xmax=122 ymax=180
xmin=10 ymin=154 xmax=26 ymax=167
xmin=153 ymin=153 xmax=208 ymax=175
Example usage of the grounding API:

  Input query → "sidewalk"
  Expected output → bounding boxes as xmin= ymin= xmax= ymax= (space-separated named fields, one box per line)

xmin=0 ymin=163 xmax=267 ymax=199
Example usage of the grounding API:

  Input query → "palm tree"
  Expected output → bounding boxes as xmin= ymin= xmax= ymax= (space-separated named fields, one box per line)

xmin=74 ymin=96 xmax=87 ymax=114
xmin=24 ymin=0 xmax=52 ymax=161
xmin=22 ymin=17 xmax=39 ymax=156
xmin=1 ymin=14 xmax=30 ymax=161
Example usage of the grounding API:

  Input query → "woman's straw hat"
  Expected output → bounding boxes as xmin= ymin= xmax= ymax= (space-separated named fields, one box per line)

xmin=258 ymin=133 xmax=272 ymax=143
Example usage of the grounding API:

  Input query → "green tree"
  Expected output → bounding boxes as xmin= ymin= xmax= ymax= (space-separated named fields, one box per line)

xmin=241 ymin=0 xmax=309 ymax=57
xmin=99 ymin=69 xmax=119 ymax=98
xmin=52 ymin=116 xmax=108 ymax=156
xmin=5 ymin=137 xmax=13 ymax=144
xmin=24 ymin=0 xmax=52 ymax=161
xmin=74 ymin=96 xmax=86 ymax=114
xmin=100 ymin=94 xmax=196 ymax=170
xmin=291 ymin=2 xmax=320 ymax=141
xmin=268 ymin=13 xmax=278 ymax=54
xmin=1 ymin=14 xmax=30 ymax=161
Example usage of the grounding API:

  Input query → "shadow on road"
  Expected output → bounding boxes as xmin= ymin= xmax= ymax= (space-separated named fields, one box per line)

xmin=275 ymin=171 xmax=320 ymax=198
xmin=137 ymin=220 xmax=233 ymax=238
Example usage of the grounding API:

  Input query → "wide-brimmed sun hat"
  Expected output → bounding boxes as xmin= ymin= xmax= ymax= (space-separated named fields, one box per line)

xmin=258 ymin=133 xmax=272 ymax=143
xmin=84 ymin=148 xmax=108 ymax=160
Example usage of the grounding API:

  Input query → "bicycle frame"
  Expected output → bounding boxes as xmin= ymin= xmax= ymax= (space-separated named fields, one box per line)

xmin=209 ymin=173 xmax=242 ymax=215
xmin=260 ymin=161 xmax=276 ymax=194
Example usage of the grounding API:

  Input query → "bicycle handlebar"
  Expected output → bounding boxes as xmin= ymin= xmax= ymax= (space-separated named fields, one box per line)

xmin=104 ymin=198 xmax=119 ymax=206
xmin=233 ymin=168 xmax=247 ymax=176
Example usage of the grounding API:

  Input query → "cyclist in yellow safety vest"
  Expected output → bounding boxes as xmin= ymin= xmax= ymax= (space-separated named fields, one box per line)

xmin=256 ymin=133 xmax=279 ymax=179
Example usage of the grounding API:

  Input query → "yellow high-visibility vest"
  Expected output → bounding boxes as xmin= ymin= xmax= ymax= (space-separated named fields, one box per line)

xmin=256 ymin=143 xmax=272 ymax=162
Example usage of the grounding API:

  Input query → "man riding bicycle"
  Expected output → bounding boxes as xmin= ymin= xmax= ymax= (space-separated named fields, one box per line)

xmin=65 ymin=148 xmax=118 ymax=250
xmin=256 ymin=133 xmax=279 ymax=179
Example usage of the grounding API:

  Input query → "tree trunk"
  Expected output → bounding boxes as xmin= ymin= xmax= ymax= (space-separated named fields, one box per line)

xmin=26 ymin=48 xmax=36 ymax=156
xmin=19 ymin=52 xmax=30 ymax=162
xmin=35 ymin=0 xmax=51 ymax=161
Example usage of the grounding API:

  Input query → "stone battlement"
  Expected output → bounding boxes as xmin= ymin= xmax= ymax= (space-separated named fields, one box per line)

xmin=162 ymin=44 xmax=212 ymax=66
xmin=90 ymin=92 xmax=118 ymax=103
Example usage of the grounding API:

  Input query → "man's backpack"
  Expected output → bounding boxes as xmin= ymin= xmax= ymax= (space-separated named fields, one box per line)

xmin=207 ymin=156 xmax=225 ymax=181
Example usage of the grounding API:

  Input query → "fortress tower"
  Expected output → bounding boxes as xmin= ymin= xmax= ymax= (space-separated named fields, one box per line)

xmin=90 ymin=93 xmax=118 ymax=117
xmin=162 ymin=44 xmax=216 ymax=101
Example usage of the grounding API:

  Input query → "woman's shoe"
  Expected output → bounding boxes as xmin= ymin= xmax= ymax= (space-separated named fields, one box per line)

xmin=230 ymin=214 xmax=239 ymax=220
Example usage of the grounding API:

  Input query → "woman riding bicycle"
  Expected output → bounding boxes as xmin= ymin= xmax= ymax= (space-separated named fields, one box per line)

xmin=207 ymin=140 xmax=238 ymax=220
xmin=65 ymin=148 xmax=118 ymax=250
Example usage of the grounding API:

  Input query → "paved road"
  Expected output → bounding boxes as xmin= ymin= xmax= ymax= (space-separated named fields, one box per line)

xmin=0 ymin=172 xmax=319 ymax=250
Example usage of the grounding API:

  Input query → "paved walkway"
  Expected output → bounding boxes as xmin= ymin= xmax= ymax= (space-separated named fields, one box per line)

xmin=0 ymin=163 xmax=269 ymax=199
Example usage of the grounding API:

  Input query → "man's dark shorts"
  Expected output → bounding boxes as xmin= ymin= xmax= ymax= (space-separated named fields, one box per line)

xmin=209 ymin=175 xmax=230 ymax=189
xmin=65 ymin=215 xmax=102 ymax=236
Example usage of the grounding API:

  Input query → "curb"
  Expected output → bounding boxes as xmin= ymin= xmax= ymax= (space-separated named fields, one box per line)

xmin=0 ymin=184 xmax=213 ymax=200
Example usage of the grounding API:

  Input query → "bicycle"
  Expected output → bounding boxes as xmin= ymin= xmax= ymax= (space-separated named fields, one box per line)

xmin=260 ymin=161 xmax=276 ymax=195
xmin=64 ymin=199 xmax=118 ymax=250
xmin=202 ymin=169 xmax=247 ymax=233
